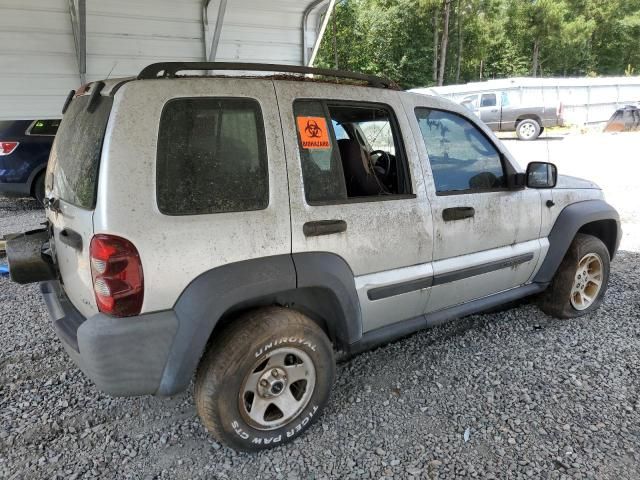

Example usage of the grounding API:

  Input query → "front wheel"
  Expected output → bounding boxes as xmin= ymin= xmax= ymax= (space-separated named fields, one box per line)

xmin=539 ymin=234 xmax=610 ymax=318
xmin=195 ymin=307 xmax=335 ymax=451
xmin=516 ymin=118 xmax=541 ymax=140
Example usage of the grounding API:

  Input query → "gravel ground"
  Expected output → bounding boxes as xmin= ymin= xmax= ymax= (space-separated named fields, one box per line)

xmin=2 ymin=133 xmax=640 ymax=479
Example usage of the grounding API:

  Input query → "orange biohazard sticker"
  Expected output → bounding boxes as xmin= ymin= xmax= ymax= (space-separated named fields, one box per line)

xmin=296 ymin=116 xmax=331 ymax=149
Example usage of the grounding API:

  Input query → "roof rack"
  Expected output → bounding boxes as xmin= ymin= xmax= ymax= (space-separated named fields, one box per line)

xmin=137 ymin=62 xmax=396 ymax=89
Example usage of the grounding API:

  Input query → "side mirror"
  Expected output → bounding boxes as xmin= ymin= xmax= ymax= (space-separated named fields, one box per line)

xmin=526 ymin=161 xmax=557 ymax=188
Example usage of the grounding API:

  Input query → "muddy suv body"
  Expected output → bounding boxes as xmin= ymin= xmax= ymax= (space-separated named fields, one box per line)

xmin=7 ymin=63 xmax=621 ymax=451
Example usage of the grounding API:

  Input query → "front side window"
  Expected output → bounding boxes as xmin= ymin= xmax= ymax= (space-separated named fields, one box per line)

xmin=294 ymin=100 xmax=411 ymax=204
xmin=157 ymin=98 xmax=268 ymax=215
xmin=415 ymin=108 xmax=505 ymax=194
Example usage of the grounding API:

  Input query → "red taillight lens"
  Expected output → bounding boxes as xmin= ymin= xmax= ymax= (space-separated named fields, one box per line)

xmin=0 ymin=141 xmax=19 ymax=156
xmin=90 ymin=234 xmax=144 ymax=317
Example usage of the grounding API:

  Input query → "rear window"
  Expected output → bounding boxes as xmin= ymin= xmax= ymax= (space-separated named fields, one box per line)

xmin=48 ymin=95 xmax=112 ymax=209
xmin=29 ymin=119 xmax=60 ymax=136
xmin=156 ymin=97 xmax=269 ymax=215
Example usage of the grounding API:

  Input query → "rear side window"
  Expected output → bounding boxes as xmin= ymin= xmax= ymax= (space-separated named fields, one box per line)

xmin=49 ymin=95 xmax=113 ymax=209
xmin=294 ymin=100 xmax=411 ymax=204
xmin=29 ymin=119 xmax=60 ymax=136
xmin=156 ymin=98 xmax=268 ymax=215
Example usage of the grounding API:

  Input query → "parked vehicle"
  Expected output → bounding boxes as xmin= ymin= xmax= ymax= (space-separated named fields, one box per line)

xmin=0 ymin=119 xmax=59 ymax=205
xmin=460 ymin=91 xmax=562 ymax=140
xmin=603 ymin=104 xmax=640 ymax=132
xmin=6 ymin=63 xmax=620 ymax=452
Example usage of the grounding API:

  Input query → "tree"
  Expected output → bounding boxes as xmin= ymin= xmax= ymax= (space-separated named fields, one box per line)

xmin=314 ymin=0 xmax=640 ymax=88
xmin=438 ymin=0 xmax=452 ymax=85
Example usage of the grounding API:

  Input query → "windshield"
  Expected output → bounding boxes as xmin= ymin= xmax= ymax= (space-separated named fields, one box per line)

xmin=47 ymin=95 xmax=113 ymax=209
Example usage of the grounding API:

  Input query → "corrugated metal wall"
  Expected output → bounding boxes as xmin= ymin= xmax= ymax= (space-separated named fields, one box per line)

xmin=418 ymin=77 xmax=640 ymax=126
xmin=0 ymin=0 xmax=331 ymax=120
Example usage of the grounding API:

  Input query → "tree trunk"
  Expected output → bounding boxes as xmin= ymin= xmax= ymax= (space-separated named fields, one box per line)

xmin=455 ymin=0 xmax=463 ymax=83
xmin=432 ymin=10 xmax=439 ymax=83
xmin=532 ymin=38 xmax=540 ymax=77
xmin=332 ymin=9 xmax=338 ymax=69
xmin=479 ymin=59 xmax=483 ymax=79
xmin=438 ymin=0 xmax=451 ymax=86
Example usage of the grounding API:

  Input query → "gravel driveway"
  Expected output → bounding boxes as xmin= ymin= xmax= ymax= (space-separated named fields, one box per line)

xmin=2 ymin=133 xmax=640 ymax=478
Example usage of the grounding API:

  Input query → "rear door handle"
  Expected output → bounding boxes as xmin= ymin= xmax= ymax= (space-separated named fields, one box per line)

xmin=303 ymin=220 xmax=347 ymax=237
xmin=442 ymin=207 xmax=475 ymax=222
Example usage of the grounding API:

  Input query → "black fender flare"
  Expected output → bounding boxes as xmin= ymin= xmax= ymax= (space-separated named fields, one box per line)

xmin=534 ymin=199 xmax=621 ymax=284
xmin=156 ymin=252 xmax=361 ymax=396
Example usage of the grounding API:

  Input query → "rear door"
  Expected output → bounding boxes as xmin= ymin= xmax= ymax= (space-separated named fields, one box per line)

xmin=45 ymin=89 xmax=113 ymax=318
xmin=275 ymin=81 xmax=434 ymax=333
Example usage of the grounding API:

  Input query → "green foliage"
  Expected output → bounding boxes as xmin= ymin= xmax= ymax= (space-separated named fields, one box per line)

xmin=314 ymin=0 xmax=640 ymax=88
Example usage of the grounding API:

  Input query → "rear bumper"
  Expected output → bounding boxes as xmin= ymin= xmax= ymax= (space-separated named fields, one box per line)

xmin=40 ymin=281 xmax=179 ymax=396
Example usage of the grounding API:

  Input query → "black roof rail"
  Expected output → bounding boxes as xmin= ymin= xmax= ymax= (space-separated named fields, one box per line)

xmin=137 ymin=62 xmax=396 ymax=89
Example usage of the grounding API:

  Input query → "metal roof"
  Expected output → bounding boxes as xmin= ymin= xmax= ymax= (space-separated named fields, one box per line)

xmin=0 ymin=0 xmax=335 ymax=120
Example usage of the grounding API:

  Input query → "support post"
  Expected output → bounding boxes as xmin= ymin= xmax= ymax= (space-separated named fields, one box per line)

xmin=68 ymin=0 xmax=86 ymax=84
xmin=202 ymin=0 xmax=228 ymax=62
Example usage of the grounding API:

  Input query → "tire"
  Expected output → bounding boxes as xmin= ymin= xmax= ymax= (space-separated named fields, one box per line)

xmin=516 ymin=118 xmax=541 ymax=141
xmin=195 ymin=307 xmax=335 ymax=451
xmin=539 ymin=234 xmax=610 ymax=319
xmin=33 ymin=173 xmax=46 ymax=207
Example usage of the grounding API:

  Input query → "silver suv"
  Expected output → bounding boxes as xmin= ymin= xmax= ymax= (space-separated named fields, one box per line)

xmin=7 ymin=63 xmax=621 ymax=451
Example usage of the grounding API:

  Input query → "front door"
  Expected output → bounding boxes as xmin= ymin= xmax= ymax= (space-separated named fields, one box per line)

xmin=275 ymin=81 xmax=433 ymax=333
xmin=402 ymin=95 xmax=545 ymax=313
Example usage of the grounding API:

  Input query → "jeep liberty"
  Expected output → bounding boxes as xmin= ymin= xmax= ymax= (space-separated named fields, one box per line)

xmin=7 ymin=63 xmax=621 ymax=451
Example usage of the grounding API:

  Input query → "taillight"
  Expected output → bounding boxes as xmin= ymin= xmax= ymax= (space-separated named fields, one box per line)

xmin=0 ymin=141 xmax=19 ymax=156
xmin=90 ymin=234 xmax=144 ymax=317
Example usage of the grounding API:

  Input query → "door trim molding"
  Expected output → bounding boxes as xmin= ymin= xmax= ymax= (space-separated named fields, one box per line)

xmin=366 ymin=252 xmax=534 ymax=301
xmin=432 ymin=252 xmax=534 ymax=286
xmin=367 ymin=276 xmax=433 ymax=300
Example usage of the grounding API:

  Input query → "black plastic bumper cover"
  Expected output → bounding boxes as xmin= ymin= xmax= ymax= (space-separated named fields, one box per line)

xmin=40 ymin=281 xmax=179 ymax=397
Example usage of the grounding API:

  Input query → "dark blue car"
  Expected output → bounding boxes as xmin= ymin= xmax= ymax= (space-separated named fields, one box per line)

xmin=0 ymin=119 xmax=59 ymax=205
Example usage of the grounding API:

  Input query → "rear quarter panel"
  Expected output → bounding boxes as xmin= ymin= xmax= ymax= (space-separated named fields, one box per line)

xmin=93 ymin=78 xmax=291 ymax=313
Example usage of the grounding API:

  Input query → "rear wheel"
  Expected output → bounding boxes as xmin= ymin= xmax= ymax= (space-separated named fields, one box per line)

xmin=539 ymin=234 xmax=610 ymax=318
xmin=195 ymin=307 xmax=335 ymax=451
xmin=33 ymin=173 xmax=45 ymax=207
xmin=516 ymin=118 xmax=541 ymax=140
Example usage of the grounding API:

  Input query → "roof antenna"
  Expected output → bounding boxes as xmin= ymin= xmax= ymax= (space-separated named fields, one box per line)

xmin=105 ymin=62 xmax=118 ymax=80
